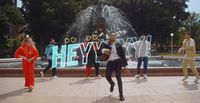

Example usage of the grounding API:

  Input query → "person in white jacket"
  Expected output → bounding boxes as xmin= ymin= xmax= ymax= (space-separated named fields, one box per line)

xmin=128 ymin=35 xmax=151 ymax=79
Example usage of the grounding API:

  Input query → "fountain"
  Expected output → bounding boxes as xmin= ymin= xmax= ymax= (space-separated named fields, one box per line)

xmin=66 ymin=0 xmax=137 ymax=42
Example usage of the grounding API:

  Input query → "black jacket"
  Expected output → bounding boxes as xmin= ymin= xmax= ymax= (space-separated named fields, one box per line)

xmin=99 ymin=41 xmax=128 ymax=67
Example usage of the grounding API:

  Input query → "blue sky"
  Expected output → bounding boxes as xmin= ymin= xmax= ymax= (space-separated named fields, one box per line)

xmin=17 ymin=0 xmax=200 ymax=13
xmin=186 ymin=0 xmax=200 ymax=13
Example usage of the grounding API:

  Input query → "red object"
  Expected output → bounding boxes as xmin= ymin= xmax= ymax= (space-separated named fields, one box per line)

xmin=86 ymin=65 xmax=92 ymax=76
xmin=14 ymin=44 xmax=39 ymax=88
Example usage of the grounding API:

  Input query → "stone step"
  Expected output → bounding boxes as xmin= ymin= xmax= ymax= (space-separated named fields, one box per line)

xmin=0 ymin=67 xmax=200 ymax=77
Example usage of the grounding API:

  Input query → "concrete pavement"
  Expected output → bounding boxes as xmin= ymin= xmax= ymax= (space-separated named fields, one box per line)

xmin=0 ymin=76 xmax=200 ymax=103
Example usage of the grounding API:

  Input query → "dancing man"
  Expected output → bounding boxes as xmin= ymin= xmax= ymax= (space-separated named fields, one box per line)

xmin=100 ymin=32 xmax=129 ymax=101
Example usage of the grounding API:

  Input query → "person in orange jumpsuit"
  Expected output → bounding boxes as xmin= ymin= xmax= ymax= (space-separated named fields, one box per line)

xmin=14 ymin=35 xmax=39 ymax=92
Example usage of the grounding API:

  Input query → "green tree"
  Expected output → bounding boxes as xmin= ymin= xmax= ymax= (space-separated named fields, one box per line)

xmin=108 ymin=0 xmax=190 ymax=52
xmin=20 ymin=0 xmax=191 ymax=54
xmin=0 ymin=0 xmax=24 ymax=57
xmin=181 ymin=13 xmax=200 ymax=50
xmin=21 ymin=0 xmax=93 ymax=55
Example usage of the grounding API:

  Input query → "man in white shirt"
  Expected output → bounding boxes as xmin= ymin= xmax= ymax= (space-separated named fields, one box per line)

xmin=128 ymin=35 xmax=151 ymax=79
xmin=101 ymin=32 xmax=128 ymax=101
xmin=181 ymin=32 xmax=199 ymax=82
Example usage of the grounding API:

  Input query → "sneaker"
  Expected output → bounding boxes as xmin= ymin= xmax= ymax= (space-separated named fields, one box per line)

xmin=52 ymin=76 xmax=59 ymax=79
xmin=134 ymin=74 xmax=140 ymax=78
xmin=40 ymin=71 xmax=44 ymax=78
xmin=96 ymin=75 xmax=102 ymax=79
xmin=144 ymin=74 xmax=148 ymax=79
xmin=194 ymin=77 xmax=200 ymax=82
xmin=181 ymin=77 xmax=188 ymax=81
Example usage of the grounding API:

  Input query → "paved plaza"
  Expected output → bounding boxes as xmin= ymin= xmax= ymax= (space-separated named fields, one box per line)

xmin=0 ymin=76 xmax=200 ymax=103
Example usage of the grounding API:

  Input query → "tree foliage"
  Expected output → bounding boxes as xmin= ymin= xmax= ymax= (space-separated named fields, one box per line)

xmin=181 ymin=13 xmax=200 ymax=50
xmin=107 ymin=0 xmax=190 ymax=51
xmin=0 ymin=0 xmax=24 ymax=57
xmin=21 ymin=0 xmax=93 ymax=55
xmin=19 ymin=0 xmax=191 ymax=54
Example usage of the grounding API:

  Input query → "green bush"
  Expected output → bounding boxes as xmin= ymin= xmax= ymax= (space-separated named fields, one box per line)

xmin=5 ymin=35 xmax=24 ymax=58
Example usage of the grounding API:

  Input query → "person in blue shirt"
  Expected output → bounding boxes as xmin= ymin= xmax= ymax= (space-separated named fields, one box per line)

xmin=40 ymin=38 xmax=58 ymax=79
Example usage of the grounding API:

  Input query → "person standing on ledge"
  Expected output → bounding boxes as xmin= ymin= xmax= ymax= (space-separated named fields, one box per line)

xmin=40 ymin=38 xmax=58 ymax=79
xmin=85 ymin=34 xmax=102 ymax=79
xmin=181 ymin=32 xmax=199 ymax=82
xmin=14 ymin=35 xmax=39 ymax=92
xmin=100 ymin=32 xmax=129 ymax=101
xmin=97 ymin=28 xmax=108 ymax=41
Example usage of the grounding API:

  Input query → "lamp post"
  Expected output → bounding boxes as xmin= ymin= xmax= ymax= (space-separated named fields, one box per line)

xmin=170 ymin=33 xmax=174 ymax=55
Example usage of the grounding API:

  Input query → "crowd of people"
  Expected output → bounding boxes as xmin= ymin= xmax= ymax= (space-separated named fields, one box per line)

xmin=14 ymin=30 xmax=199 ymax=101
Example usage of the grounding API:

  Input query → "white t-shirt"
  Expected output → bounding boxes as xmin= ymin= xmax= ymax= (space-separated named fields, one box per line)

xmin=108 ymin=42 xmax=120 ymax=61
xmin=183 ymin=38 xmax=196 ymax=59
xmin=183 ymin=38 xmax=195 ymax=48
xmin=129 ymin=40 xmax=151 ymax=57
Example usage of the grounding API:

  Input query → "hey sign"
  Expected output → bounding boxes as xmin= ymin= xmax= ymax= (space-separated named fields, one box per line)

xmin=51 ymin=35 xmax=152 ymax=68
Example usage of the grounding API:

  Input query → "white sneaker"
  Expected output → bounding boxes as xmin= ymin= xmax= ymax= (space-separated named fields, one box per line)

xmin=134 ymin=74 xmax=140 ymax=78
xmin=96 ymin=75 xmax=102 ymax=79
xmin=181 ymin=77 xmax=188 ymax=81
xmin=52 ymin=76 xmax=59 ymax=79
xmin=40 ymin=71 xmax=44 ymax=78
xmin=144 ymin=74 xmax=148 ymax=79
xmin=194 ymin=77 xmax=200 ymax=82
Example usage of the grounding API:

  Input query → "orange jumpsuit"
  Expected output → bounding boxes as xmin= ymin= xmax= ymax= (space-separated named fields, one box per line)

xmin=14 ymin=44 xmax=39 ymax=88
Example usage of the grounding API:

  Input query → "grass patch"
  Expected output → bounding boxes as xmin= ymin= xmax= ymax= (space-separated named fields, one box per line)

xmin=159 ymin=53 xmax=179 ymax=56
xmin=158 ymin=52 xmax=200 ymax=56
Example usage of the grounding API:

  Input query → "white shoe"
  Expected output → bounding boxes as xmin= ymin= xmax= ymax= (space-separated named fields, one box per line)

xmin=144 ymin=74 xmax=148 ymax=79
xmin=181 ymin=77 xmax=188 ymax=81
xmin=194 ymin=77 xmax=200 ymax=82
xmin=40 ymin=71 xmax=44 ymax=78
xmin=96 ymin=75 xmax=102 ymax=79
xmin=52 ymin=76 xmax=59 ymax=79
xmin=134 ymin=74 xmax=140 ymax=78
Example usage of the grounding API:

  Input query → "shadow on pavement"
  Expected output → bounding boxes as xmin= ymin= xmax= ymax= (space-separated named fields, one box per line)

xmin=69 ymin=78 xmax=97 ymax=85
xmin=133 ymin=78 xmax=147 ymax=84
xmin=35 ymin=78 xmax=53 ymax=83
xmin=123 ymin=78 xmax=147 ymax=84
xmin=182 ymin=81 xmax=199 ymax=90
xmin=0 ymin=88 xmax=28 ymax=101
xmin=92 ymin=95 xmax=121 ymax=103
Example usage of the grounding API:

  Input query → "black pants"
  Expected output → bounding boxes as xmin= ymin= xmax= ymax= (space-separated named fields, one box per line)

xmin=106 ymin=59 xmax=123 ymax=96
xmin=43 ymin=60 xmax=56 ymax=76
xmin=94 ymin=63 xmax=100 ymax=76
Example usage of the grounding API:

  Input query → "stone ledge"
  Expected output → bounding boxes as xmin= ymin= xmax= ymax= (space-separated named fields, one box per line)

xmin=0 ymin=67 xmax=199 ymax=77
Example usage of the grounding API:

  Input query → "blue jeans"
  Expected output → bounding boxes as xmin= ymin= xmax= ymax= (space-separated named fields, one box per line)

xmin=137 ymin=57 xmax=148 ymax=74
